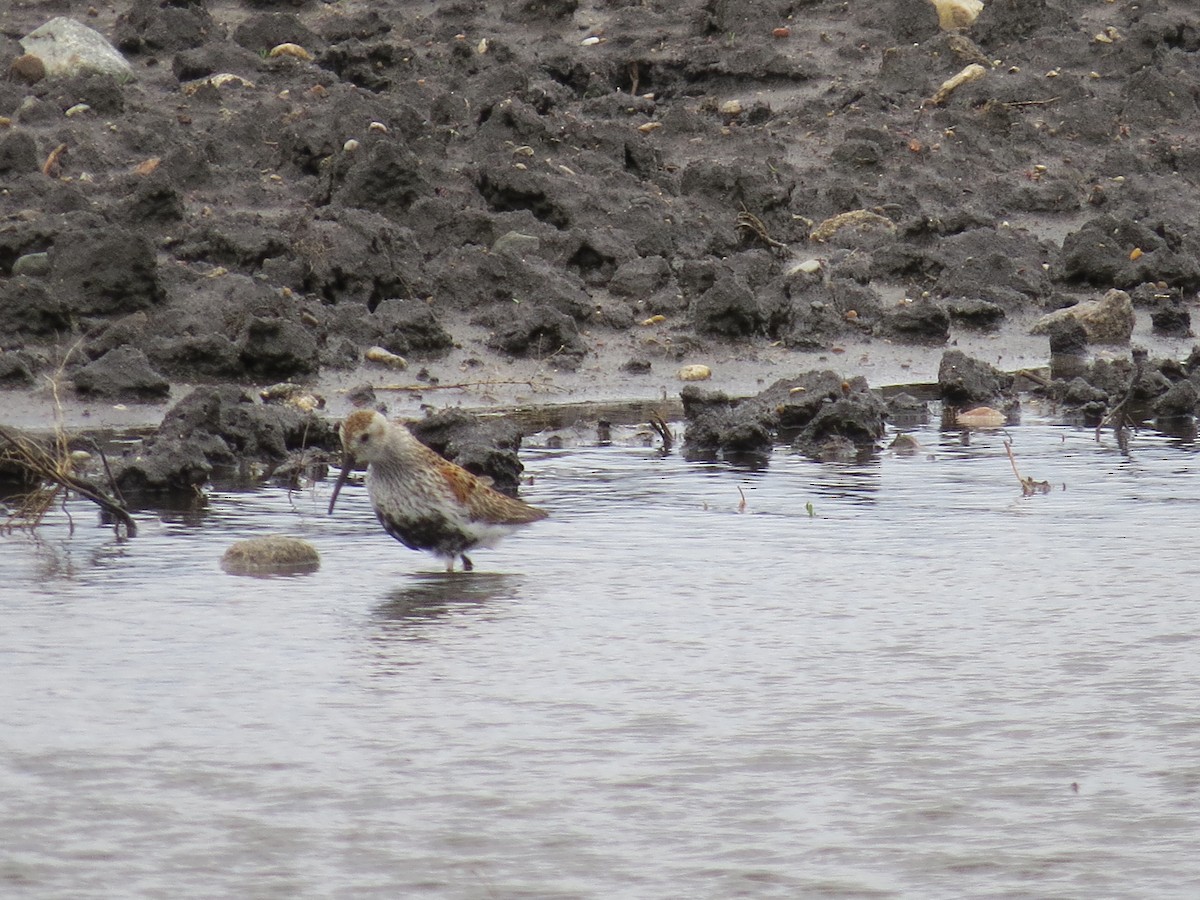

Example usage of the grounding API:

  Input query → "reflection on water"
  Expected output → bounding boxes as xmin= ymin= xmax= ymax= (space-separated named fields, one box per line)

xmin=374 ymin=573 xmax=522 ymax=624
xmin=1 ymin=524 xmax=133 ymax=585
xmin=364 ymin=575 xmax=524 ymax=676
xmin=2 ymin=414 xmax=1200 ymax=898
xmin=806 ymin=462 xmax=882 ymax=505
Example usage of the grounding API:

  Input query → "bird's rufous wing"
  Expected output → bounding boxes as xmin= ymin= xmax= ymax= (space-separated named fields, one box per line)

xmin=423 ymin=444 xmax=547 ymax=525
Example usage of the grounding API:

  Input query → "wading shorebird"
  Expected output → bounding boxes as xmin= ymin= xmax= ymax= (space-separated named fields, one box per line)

xmin=327 ymin=410 xmax=547 ymax=572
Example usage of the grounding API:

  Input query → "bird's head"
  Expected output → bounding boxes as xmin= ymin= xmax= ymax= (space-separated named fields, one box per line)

xmin=340 ymin=410 xmax=390 ymax=465
xmin=328 ymin=410 xmax=389 ymax=515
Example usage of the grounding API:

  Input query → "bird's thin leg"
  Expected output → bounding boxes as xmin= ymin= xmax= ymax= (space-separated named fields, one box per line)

xmin=461 ymin=554 xmax=474 ymax=572
xmin=445 ymin=558 xmax=455 ymax=573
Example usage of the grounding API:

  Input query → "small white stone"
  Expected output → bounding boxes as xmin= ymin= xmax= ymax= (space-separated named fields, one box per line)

xmin=789 ymin=258 xmax=823 ymax=276
xmin=365 ymin=346 xmax=409 ymax=370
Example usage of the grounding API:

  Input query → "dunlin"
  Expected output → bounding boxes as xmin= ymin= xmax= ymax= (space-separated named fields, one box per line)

xmin=327 ymin=410 xmax=547 ymax=572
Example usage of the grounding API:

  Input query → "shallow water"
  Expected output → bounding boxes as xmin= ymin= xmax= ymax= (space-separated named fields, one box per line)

xmin=3 ymin=414 xmax=1200 ymax=898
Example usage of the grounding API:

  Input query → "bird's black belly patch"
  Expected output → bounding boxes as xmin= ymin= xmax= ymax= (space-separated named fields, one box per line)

xmin=377 ymin=511 xmax=472 ymax=556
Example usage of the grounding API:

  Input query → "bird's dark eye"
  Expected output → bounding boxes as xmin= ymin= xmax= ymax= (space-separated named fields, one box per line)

xmin=359 ymin=433 xmax=370 ymax=443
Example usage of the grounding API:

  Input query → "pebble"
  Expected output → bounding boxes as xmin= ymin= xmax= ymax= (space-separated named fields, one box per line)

xmin=787 ymin=258 xmax=823 ymax=276
xmin=365 ymin=346 xmax=409 ymax=370
xmin=677 ymin=364 xmax=712 ymax=382
xmin=183 ymin=73 xmax=254 ymax=95
xmin=930 ymin=0 xmax=984 ymax=30
xmin=267 ymin=43 xmax=312 ymax=61
xmin=259 ymin=382 xmax=325 ymax=412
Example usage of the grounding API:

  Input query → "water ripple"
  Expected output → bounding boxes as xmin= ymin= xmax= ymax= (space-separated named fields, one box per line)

xmin=2 ymin=419 xmax=1199 ymax=897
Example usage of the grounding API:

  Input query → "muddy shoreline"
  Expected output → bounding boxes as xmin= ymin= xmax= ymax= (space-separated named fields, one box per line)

xmin=3 ymin=0 xmax=1199 ymax=494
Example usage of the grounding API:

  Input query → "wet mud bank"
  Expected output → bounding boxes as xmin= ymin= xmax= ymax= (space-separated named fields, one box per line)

xmin=2 ymin=0 xmax=1200 ymax=503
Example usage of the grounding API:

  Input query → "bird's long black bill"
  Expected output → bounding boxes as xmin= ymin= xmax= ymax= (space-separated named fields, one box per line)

xmin=327 ymin=453 xmax=354 ymax=515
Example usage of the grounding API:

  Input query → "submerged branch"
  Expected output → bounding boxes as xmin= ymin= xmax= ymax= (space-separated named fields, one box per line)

xmin=647 ymin=411 xmax=674 ymax=452
xmin=363 ymin=379 xmax=569 ymax=394
xmin=1004 ymin=435 xmax=1050 ymax=496
xmin=0 ymin=426 xmax=137 ymax=536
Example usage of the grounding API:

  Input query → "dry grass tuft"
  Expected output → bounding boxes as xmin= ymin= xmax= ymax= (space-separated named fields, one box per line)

xmin=0 ymin=427 xmax=137 ymax=537
xmin=0 ymin=345 xmax=137 ymax=537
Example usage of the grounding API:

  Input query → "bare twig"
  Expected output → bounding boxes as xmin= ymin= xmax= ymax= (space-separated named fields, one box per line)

xmin=1014 ymin=367 xmax=1052 ymax=388
xmin=1 ymin=344 xmax=137 ymax=536
xmin=0 ymin=427 xmax=138 ymax=536
xmin=1004 ymin=435 xmax=1050 ymax=496
xmin=363 ymin=379 xmax=569 ymax=394
xmin=647 ymin=411 xmax=673 ymax=452
xmin=42 ymin=142 xmax=68 ymax=177
xmin=736 ymin=207 xmax=788 ymax=251
xmin=1001 ymin=97 xmax=1060 ymax=109
xmin=89 ymin=439 xmax=125 ymax=505
xmin=1095 ymin=347 xmax=1147 ymax=450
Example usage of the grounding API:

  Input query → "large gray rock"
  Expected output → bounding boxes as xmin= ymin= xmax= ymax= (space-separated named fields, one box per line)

xmin=1032 ymin=290 xmax=1136 ymax=345
xmin=21 ymin=18 xmax=134 ymax=81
